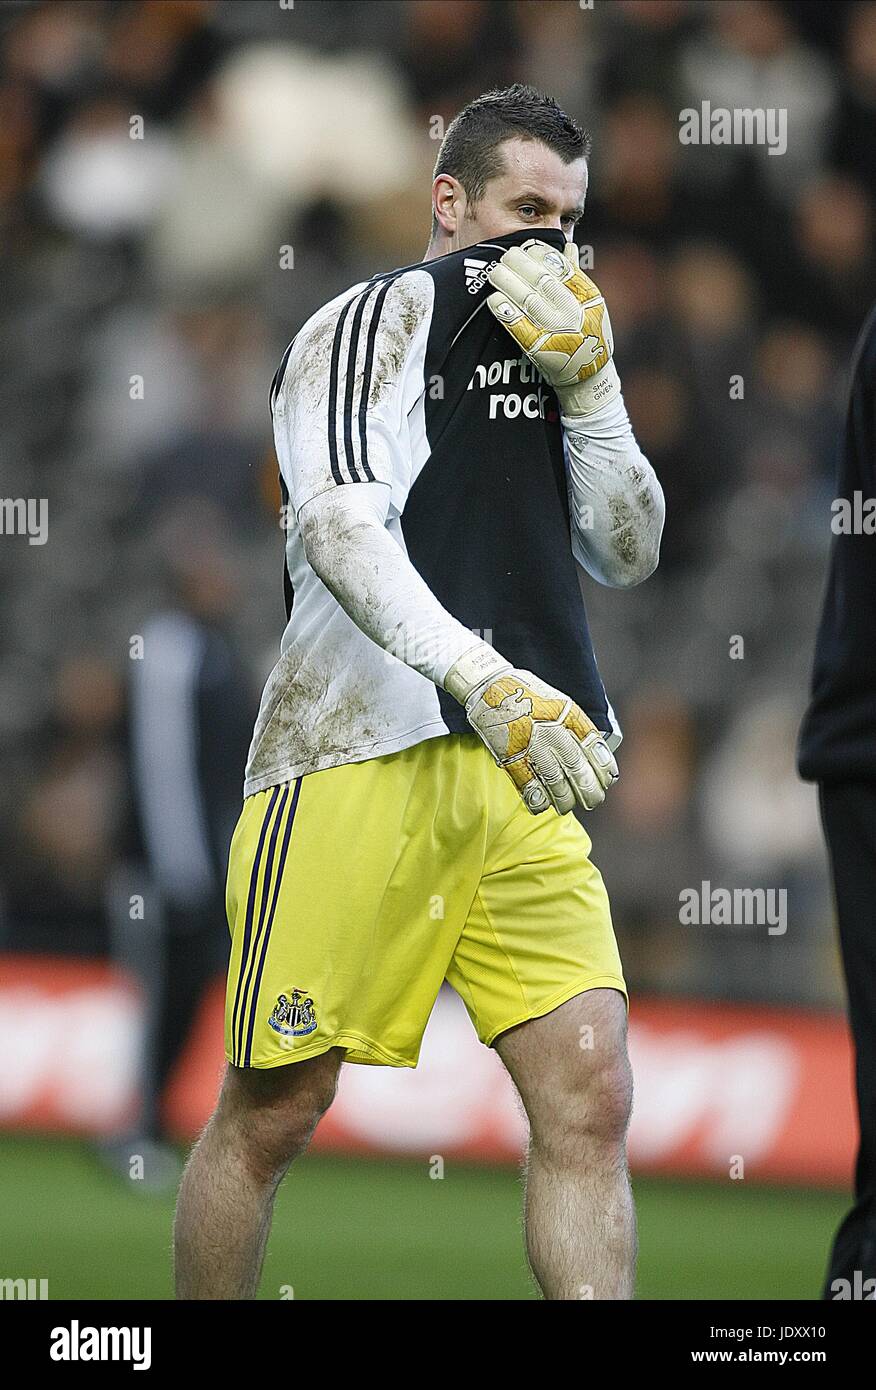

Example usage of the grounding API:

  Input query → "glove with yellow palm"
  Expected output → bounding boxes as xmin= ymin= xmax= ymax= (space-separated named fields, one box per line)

xmin=486 ymin=239 xmax=620 ymax=416
xmin=444 ymin=646 xmax=618 ymax=816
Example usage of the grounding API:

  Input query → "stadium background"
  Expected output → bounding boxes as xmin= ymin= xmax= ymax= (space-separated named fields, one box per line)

xmin=1 ymin=0 xmax=874 ymax=1299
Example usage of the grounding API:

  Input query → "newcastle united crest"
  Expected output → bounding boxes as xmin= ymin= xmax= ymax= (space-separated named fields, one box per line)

xmin=268 ymin=987 xmax=317 ymax=1038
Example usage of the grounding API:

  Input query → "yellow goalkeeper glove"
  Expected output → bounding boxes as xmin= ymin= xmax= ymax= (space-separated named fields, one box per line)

xmin=444 ymin=648 xmax=618 ymax=816
xmin=486 ymin=239 xmax=620 ymax=416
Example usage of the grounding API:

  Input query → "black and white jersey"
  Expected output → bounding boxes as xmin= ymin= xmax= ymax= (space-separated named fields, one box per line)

xmin=244 ymin=227 xmax=619 ymax=795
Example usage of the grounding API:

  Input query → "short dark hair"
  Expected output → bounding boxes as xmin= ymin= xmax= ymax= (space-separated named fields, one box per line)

xmin=431 ymin=84 xmax=590 ymax=233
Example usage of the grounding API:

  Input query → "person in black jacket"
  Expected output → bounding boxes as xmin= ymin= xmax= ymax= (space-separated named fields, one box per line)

xmin=798 ymin=303 xmax=876 ymax=1298
xmin=102 ymin=520 xmax=256 ymax=1189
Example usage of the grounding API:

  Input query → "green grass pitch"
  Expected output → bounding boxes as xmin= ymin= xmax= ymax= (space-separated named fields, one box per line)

xmin=0 ymin=1134 xmax=847 ymax=1300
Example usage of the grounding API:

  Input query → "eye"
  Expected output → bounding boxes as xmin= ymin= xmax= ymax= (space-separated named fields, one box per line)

xmin=518 ymin=205 xmax=538 ymax=219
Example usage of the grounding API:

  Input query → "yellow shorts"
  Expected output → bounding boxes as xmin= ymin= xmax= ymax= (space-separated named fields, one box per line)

xmin=224 ymin=734 xmax=626 ymax=1069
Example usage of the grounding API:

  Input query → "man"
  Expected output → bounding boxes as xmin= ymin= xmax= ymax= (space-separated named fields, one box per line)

xmin=105 ymin=516 xmax=255 ymax=1188
xmin=175 ymin=85 xmax=664 ymax=1300
xmin=798 ymin=303 xmax=876 ymax=1298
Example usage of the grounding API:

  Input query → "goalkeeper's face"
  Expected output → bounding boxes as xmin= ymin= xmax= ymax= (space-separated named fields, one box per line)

xmin=433 ymin=137 xmax=588 ymax=252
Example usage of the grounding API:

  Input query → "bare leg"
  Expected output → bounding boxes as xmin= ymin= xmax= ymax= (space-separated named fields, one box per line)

xmin=495 ymin=989 xmax=636 ymax=1300
xmin=174 ymin=1049 xmax=342 ymax=1299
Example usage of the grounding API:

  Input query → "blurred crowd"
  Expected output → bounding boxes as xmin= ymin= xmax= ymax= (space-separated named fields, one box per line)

xmin=2 ymin=0 xmax=874 ymax=1009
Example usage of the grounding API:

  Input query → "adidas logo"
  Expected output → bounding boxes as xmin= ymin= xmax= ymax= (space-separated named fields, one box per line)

xmin=464 ymin=257 xmax=498 ymax=294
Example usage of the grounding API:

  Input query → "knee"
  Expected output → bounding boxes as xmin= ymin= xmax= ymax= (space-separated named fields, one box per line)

xmin=532 ymin=1050 xmax=632 ymax=1164
xmin=216 ymin=1053 xmax=340 ymax=1185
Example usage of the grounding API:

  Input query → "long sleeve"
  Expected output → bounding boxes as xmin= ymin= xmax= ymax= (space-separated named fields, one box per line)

xmin=562 ymin=393 xmax=665 ymax=588
xmin=297 ymin=482 xmax=494 ymax=690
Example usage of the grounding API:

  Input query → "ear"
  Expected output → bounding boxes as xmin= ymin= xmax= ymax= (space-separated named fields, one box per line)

xmin=432 ymin=173 xmax=464 ymax=235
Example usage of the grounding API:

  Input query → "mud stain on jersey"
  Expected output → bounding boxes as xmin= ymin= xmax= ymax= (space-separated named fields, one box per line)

xmin=247 ymin=646 xmax=382 ymax=785
xmin=281 ymin=274 xmax=431 ymax=427
xmin=284 ymin=311 xmax=341 ymax=414
xmin=367 ymin=275 xmax=431 ymax=408
xmin=608 ymin=493 xmax=641 ymax=573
